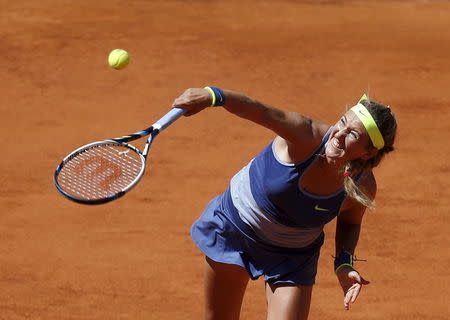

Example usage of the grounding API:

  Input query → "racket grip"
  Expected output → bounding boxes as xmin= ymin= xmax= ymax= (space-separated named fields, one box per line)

xmin=153 ymin=107 xmax=186 ymax=131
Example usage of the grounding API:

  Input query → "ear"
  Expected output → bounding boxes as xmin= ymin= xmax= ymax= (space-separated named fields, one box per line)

xmin=360 ymin=147 xmax=378 ymax=161
xmin=358 ymin=94 xmax=369 ymax=104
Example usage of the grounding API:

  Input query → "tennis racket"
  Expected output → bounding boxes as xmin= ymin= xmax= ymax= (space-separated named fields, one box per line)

xmin=54 ymin=107 xmax=186 ymax=204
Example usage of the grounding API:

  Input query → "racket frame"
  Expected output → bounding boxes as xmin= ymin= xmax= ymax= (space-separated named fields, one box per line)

xmin=53 ymin=107 xmax=185 ymax=205
xmin=54 ymin=140 xmax=147 ymax=205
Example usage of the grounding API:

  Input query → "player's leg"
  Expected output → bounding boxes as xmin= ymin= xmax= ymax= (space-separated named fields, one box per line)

xmin=265 ymin=282 xmax=313 ymax=320
xmin=204 ymin=256 xmax=250 ymax=320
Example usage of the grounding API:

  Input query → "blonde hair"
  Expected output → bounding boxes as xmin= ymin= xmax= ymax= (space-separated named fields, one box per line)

xmin=343 ymin=99 xmax=397 ymax=208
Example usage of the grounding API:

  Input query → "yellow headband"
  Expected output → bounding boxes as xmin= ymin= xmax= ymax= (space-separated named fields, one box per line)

xmin=350 ymin=102 xmax=385 ymax=150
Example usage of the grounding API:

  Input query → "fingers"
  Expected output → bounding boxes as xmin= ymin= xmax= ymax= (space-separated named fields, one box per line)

xmin=350 ymin=283 xmax=361 ymax=303
xmin=172 ymin=88 xmax=212 ymax=116
xmin=342 ymin=271 xmax=370 ymax=310
xmin=338 ymin=269 xmax=370 ymax=310
xmin=172 ymin=88 xmax=210 ymax=106
xmin=343 ymin=283 xmax=361 ymax=310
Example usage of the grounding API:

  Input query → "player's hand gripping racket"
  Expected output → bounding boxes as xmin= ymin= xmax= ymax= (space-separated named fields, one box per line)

xmin=54 ymin=107 xmax=186 ymax=204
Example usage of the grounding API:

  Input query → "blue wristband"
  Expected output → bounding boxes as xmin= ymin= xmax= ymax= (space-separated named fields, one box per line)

xmin=334 ymin=251 xmax=353 ymax=273
xmin=209 ymin=86 xmax=226 ymax=106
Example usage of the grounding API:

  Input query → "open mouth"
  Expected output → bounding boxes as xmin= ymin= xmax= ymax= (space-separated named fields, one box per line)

xmin=332 ymin=138 xmax=344 ymax=150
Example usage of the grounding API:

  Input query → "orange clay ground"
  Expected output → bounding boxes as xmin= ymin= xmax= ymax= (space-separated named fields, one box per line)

xmin=0 ymin=1 xmax=448 ymax=319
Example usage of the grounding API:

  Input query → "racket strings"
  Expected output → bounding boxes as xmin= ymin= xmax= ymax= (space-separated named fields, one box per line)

xmin=56 ymin=144 xmax=144 ymax=200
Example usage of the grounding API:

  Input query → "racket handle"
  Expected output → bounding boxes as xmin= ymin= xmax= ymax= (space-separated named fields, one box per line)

xmin=153 ymin=107 xmax=186 ymax=131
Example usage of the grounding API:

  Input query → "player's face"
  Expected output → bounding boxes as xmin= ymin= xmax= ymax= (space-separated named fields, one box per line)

xmin=324 ymin=110 xmax=377 ymax=163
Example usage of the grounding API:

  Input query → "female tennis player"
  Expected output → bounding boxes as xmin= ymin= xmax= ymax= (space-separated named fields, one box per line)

xmin=173 ymin=87 xmax=397 ymax=320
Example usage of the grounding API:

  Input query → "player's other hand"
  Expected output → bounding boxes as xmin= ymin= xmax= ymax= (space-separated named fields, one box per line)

xmin=172 ymin=88 xmax=212 ymax=116
xmin=336 ymin=266 xmax=370 ymax=310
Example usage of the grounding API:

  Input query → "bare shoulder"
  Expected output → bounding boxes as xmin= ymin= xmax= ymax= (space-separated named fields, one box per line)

xmin=274 ymin=118 xmax=332 ymax=163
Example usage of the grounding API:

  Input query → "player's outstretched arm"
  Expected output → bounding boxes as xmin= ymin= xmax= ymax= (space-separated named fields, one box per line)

xmin=172 ymin=87 xmax=327 ymax=149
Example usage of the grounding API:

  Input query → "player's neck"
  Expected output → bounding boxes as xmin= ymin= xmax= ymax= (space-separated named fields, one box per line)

xmin=318 ymin=155 xmax=346 ymax=180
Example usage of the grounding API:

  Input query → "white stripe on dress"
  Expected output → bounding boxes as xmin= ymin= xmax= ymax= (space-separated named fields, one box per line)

xmin=229 ymin=160 xmax=323 ymax=248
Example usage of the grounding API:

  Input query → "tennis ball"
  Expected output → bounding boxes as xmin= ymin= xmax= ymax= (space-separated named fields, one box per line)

xmin=108 ymin=49 xmax=130 ymax=70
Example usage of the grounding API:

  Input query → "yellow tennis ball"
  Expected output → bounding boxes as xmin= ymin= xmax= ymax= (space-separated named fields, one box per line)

xmin=108 ymin=49 xmax=130 ymax=70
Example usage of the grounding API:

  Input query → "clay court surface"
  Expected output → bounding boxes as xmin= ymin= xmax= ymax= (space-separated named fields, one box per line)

xmin=0 ymin=0 xmax=449 ymax=319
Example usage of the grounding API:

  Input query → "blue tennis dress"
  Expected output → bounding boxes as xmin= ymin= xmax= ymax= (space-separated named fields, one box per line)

xmin=191 ymin=129 xmax=348 ymax=285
